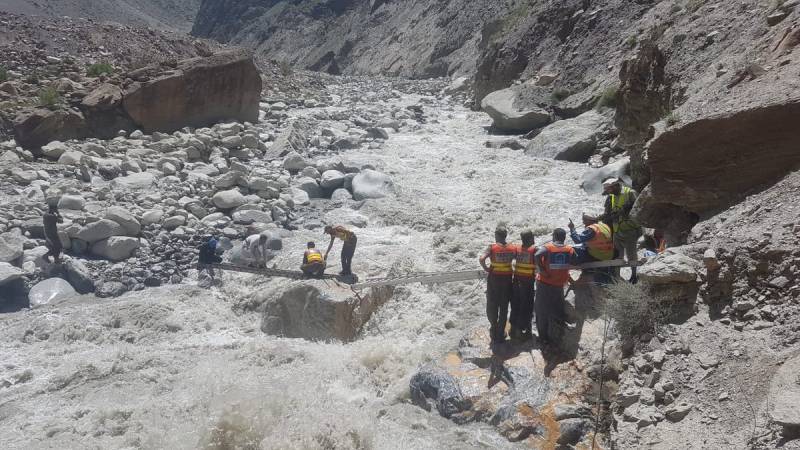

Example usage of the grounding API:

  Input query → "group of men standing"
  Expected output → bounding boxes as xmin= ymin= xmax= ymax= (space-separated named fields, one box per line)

xmin=480 ymin=178 xmax=643 ymax=347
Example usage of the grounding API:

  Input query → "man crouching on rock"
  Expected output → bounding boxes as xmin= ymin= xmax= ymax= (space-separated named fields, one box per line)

xmin=301 ymin=241 xmax=326 ymax=278
xmin=480 ymin=224 xmax=515 ymax=344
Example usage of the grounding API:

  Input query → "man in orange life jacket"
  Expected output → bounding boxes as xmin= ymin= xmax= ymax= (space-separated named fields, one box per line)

xmin=511 ymin=230 xmax=537 ymax=341
xmin=534 ymin=228 xmax=576 ymax=347
xmin=479 ymin=224 xmax=516 ymax=343
xmin=301 ymin=241 xmax=326 ymax=277
xmin=569 ymin=214 xmax=614 ymax=284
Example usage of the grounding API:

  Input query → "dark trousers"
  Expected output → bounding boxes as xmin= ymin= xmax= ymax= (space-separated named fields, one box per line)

xmin=341 ymin=236 xmax=357 ymax=275
xmin=511 ymin=277 xmax=535 ymax=333
xmin=574 ymin=247 xmax=613 ymax=285
xmin=302 ymin=262 xmax=325 ymax=277
xmin=486 ymin=275 xmax=513 ymax=341
xmin=534 ymin=280 xmax=567 ymax=344
xmin=44 ymin=238 xmax=62 ymax=263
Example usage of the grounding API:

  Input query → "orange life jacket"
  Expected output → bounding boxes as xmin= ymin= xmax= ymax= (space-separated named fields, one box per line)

xmin=536 ymin=242 xmax=575 ymax=287
xmin=587 ymin=222 xmax=614 ymax=261
xmin=514 ymin=245 xmax=537 ymax=279
xmin=489 ymin=243 xmax=516 ymax=277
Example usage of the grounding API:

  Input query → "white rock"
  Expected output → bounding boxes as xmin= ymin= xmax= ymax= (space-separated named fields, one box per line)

xmin=581 ymin=158 xmax=631 ymax=194
xmin=289 ymin=188 xmax=310 ymax=206
xmin=232 ymin=209 xmax=273 ymax=225
xmin=352 ymin=169 xmax=393 ymax=200
xmin=639 ymin=253 xmax=700 ymax=284
xmin=111 ymin=172 xmax=157 ymax=190
xmin=90 ymin=236 xmax=140 ymax=261
xmin=526 ymin=110 xmax=611 ymax=162
xmin=481 ymin=88 xmax=550 ymax=132
xmin=28 ymin=278 xmax=77 ymax=308
xmin=58 ymin=194 xmax=86 ymax=211
xmin=331 ymin=188 xmax=353 ymax=202
xmin=769 ymin=355 xmax=800 ymax=428
xmin=41 ymin=141 xmax=68 ymax=159
xmin=105 ymin=206 xmax=141 ymax=236
xmin=76 ymin=219 xmax=124 ymax=244
xmin=57 ymin=150 xmax=86 ymax=166
xmin=320 ymin=170 xmax=346 ymax=189
xmin=141 ymin=209 xmax=164 ymax=226
xmin=0 ymin=262 xmax=24 ymax=286
xmin=212 ymin=189 xmax=247 ymax=209
xmin=283 ymin=151 xmax=310 ymax=171
xmin=0 ymin=234 xmax=24 ymax=263
xmin=294 ymin=176 xmax=323 ymax=198
xmin=162 ymin=216 xmax=186 ymax=230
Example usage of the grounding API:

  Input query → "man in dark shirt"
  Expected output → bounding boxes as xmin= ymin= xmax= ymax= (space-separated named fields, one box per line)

xmin=43 ymin=204 xmax=64 ymax=263
xmin=198 ymin=236 xmax=223 ymax=285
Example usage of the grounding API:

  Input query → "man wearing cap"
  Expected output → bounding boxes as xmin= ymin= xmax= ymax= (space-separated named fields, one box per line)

xmin=600 ymin=178 xmax=642 ymax=283
xmin=301 ymin=241 xmax=326 ymax=277
xmin=480 ymin=224 xmax=516 ymax=343
xmin=568 ymin=214 xmax=614 ymax=264
xmin=244 ymin=232 xmax=269 ymax=268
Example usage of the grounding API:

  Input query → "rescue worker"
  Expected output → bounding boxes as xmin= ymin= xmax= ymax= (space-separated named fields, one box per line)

xmin=43 ymin=201 xmax=64 ymax=264
xmin=568 ymin=214 xmax=614 ymax=264
xmin=511 ymin=230 xmax=536 ymax=341
xmin=198 ymin=236 xmax=223 ymax=284
xmin=479 ymin=224 xmax=516 ymax=344
xmin=534 ymin=228 xmax=576 ymax=348
xmin=244 ymin=233 xmax=269 ymax=268
xmin=324 ymin=225 xmax=357 ymax=276
xmin=301 ymin=241 xmax=326 ymax=277
xmin=599 ymin=178 xmax=642 ymax=283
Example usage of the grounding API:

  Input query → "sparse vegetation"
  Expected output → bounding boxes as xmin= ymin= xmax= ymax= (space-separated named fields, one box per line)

xmin=87 ymin=62 xmax=114 ymax=77
xmin=625 ymin=35 xmax=638 ymax=49
xmin=0 ymin=66 xmax=8 ymax=83
xmin=604 ymin=281 xmax=673 ymax=346
xmin=551 ymin=88 xmax=571 ymax=102
xmin=38 ymin=86 xmax=61 ymax=109
xmin=595 ymin=86 xmax=619 ymax=109
xmin=665 ymin=111 xmax=681 ymax=126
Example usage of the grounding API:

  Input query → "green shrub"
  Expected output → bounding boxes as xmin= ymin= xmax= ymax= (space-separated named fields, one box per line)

xmin=0 ymin=66 xmax=8 ymax=83
xmin=38 ymin=87 xmax=61 ymax=109
xmin=604 ymin=282 xmax=672 ymax=345
xmin=551 ymin=88 xmax=571 ymax=102
xmin=625 ymin=35 xmax=638 ymax=49
xmin=665 ymin=112 xmax=681 ymax=126
xmin=86 ymin=62 xmax=114 ymax=77
xmin=595 ymin=86 xmax=619 ymax=109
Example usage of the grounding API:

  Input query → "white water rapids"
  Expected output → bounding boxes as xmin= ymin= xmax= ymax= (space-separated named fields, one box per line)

xmin=0 ymin=79 xmax=601 ymax=449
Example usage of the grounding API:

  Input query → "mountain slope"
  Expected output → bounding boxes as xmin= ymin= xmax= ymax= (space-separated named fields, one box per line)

xmin=0 ymin=0 xmax=201 ymax=32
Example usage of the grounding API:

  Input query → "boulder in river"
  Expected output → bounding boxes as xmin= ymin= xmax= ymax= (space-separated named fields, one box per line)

xmin=352 ymin=169 xmax=393 ymax=200
xmin=28 ymin=278 xmax=77 ymax=308
xmin=481 ymin=87 xmax=550 ymax=132
xmin=526 ymin=110 xmax=611 ymax=162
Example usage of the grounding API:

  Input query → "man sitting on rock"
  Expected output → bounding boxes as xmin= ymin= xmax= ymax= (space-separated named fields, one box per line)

xmin=43 ymin=201 xmax=64 ymax=264
xmin=301 ymin=241 xmax=326 ymax=278
xmin=568 ymin=213 xmax=614 ymax=284
xmin=324 ymin=225 xmax=357 ymax=276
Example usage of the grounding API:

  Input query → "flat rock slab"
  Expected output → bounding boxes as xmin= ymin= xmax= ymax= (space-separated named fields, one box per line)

xmin=769 ymin=354 xmax=800 ymax=428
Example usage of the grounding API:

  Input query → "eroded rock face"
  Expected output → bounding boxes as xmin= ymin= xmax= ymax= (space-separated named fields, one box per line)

xmin=123 ymin=50 xmax=262 ymax=133
xmin=13 ymin=109 xmax=88 ymax=149
xmin=260 ymin=282 xmax=392 ymax=342
xmin=637 ymin=99 xmax=800 ymax=232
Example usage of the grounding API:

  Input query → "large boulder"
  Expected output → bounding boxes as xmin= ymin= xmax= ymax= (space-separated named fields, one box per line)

xmin=76 ymin=219 xmax=124 ymax=244
xmin=111 ymin=172 xmax=157 ymax=190
xmin=28 ymin=278 xmax=77 ymax=308
xmin=0 ymin=234 xmax=24 ymax=263
xmin=58 ymin=194 xmax=86 ymax=210
xmin=13 ymin=109 xmax=88 ymax=149
xmin=90 ymin=236 xmax=140 ymax=261
xmin=769 ymin=355 xmax=800 ymax=429
xmin=638 ymin=252 xmax=700 ymax=285
xmin=480 ymin=87 xmax=550 ymax=132
xmin=320 ymin=170 xmax=346 ymax=189
xmin=213 ymin=189 xmax=247 ymax=209
xmin=637 ymin=98 xmax=800 ymax=232
xmin=260 ymin=282 xmax=392 ymax=341
xmin=526 ymin=110 xmax=611 ymax=161
xmin=352 ymin=169 xmax=393 ymax=200
xmin=294 ymin=176 xmax=323 ymax=199
xmin=581 ymin=158 xmax=631 ymax=194
xmin=63 ymin=257 xmax=95 ymax=293
xmin=409 ymin=364 xmax=470 ymax=419
xmin=0 ymin=262 xmax=24 ymax=286
xmin=81 ymin=83 xmax=135 ymax=139
xmin=122 ymin=50 xmax=262 ymax=133
xmin=105 ymin=206 xmax=141 ymax=236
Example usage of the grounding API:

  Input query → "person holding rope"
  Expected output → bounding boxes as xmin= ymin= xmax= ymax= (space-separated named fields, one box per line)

xmin=301 ymin=241 xmax=326 ymax=278
xmin=534 ymin=228 xmax=576 ymax=348
xmin=324 ymin=225 xmax=357 ymax=276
